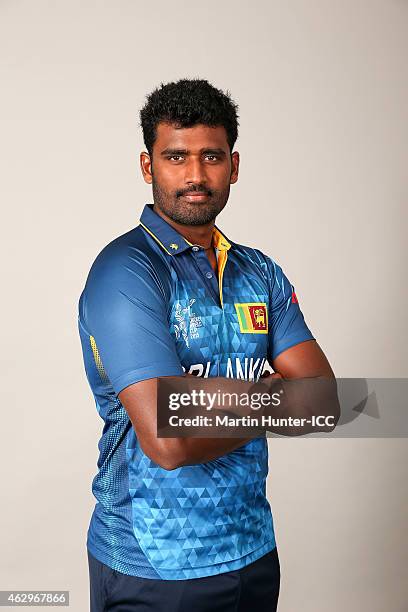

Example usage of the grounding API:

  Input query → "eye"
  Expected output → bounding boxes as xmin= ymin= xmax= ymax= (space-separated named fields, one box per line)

xmin=167 ymin=155 xmax=184 ymax=162
xmin=204 ymin=155 xmax=219 ymax=162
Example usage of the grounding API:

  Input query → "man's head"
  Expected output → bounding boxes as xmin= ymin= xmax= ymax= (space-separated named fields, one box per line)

xmin=139 ymin=78 xmax=240 ymax=226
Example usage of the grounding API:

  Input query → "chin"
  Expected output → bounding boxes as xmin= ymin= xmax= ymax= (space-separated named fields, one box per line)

xmin=169 ymin=202 xmax=220 ymax=226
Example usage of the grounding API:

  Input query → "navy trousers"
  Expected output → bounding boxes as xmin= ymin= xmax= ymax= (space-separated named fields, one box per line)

xmin=88 ymin=547 xmax=280 ymax=612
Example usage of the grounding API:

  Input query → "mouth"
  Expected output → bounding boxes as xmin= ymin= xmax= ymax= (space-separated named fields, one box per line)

xmin=181 ymin=193 xmax=210 ymax=203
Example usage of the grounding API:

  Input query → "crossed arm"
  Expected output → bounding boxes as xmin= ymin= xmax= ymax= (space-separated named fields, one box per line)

xmin=118 ymin=339 xmax=335 ymax=470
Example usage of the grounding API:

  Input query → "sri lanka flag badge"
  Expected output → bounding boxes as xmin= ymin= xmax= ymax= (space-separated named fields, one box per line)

xmin=235 ymin=302 xmax=268 ymax=333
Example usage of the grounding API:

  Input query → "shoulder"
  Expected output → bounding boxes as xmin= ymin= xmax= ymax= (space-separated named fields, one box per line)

xmin=88 ymin=225 xmax=158 ymax=274
xmin=230 ymin=239 xmax=281 ymax=283
xmin=78 ymin=225 xmax=172 ymax=323
xmin=84 ymin=225 xmax=170 ymax=293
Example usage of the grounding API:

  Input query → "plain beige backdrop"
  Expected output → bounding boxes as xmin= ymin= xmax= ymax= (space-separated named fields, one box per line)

xmin=1 ymin=1 xmax=407 ymax=610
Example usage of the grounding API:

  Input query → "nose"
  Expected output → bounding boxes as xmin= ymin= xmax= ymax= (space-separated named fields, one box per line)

xmin=184 ymin=156 xmax=207 ymax=186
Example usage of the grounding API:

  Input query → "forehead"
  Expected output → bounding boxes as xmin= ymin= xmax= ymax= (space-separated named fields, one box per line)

xmin=154 ymin=122 xmax=229 ymax=152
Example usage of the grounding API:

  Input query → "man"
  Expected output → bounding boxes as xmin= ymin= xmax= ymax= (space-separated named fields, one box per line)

xmin=78 ymin=78 xmax=334 ymax=611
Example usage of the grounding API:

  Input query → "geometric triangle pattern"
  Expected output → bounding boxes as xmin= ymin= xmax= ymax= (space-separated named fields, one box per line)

xmin=126 ymin=431 xmax=275 ymax=579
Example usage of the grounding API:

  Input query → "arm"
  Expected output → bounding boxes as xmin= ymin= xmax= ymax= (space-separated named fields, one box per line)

xmin=118 ymin=307 xmax=336 ymax=463
xmin=118 ymin=377 xmax=254 ymax=471
xmin=118 ymin=339 xmax=339 ymax=465
xmin=272 ymin=338 xmax=339 ymax=426
xmin=263 ymin=253 xmax=335 ymax=379
xmin=81 ymin=246 xmax=253 ymax=472
xmin=272 ymin=338 xmax=334 ymax=378
xmin=263 ymin=258 xmax=339 ymax=432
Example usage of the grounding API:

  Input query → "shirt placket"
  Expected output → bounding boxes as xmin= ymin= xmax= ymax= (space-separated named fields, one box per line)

xmin=190 ymin=245 xmax=221 ymax=308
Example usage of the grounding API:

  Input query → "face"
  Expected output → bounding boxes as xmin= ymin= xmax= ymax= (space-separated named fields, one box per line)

xmin=140 ymin=122 xmax=239 ymax=226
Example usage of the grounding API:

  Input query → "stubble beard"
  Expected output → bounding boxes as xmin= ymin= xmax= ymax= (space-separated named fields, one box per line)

xmin=152 ymin=176 xmax=230 ymax=226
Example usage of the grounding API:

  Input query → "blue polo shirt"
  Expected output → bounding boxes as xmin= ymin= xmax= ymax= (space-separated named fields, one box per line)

xmin=78 ymin=203 xmax=314 ymax=580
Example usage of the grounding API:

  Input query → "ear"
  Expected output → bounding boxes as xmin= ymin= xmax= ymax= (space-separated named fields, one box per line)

xmin=230 ymin=151 xmax=240 ymax=184
xmin=140 ymin=151 xmax=153 ymax=184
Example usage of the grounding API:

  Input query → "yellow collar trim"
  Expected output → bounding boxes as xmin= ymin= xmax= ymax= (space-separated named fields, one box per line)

xmin=141 ymin=220 xmax=231 ymax=254
xmin=212 ymin=227 xmax=231 ymax=251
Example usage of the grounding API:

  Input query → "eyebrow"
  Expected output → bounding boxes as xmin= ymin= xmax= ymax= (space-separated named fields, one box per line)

xmin=160 ymin=148 xmax=227 ymax=157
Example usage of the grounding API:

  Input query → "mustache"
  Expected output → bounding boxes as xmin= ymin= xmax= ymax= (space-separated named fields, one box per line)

xmin=176 ymin=185 xmax=213 ymax=198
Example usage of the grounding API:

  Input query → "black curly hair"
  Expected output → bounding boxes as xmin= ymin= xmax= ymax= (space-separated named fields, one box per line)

xmin=140 ymin=78 xmax=239 ymax=156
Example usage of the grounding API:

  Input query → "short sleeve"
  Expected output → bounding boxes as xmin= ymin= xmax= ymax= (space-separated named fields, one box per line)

xmin=265 ymin=257 xmax=315 ymax=361
xmin=78 ymin=245 xmax=184 ymax=396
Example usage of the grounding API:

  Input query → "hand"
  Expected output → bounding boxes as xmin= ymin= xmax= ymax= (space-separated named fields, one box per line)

xmin=260 ymin=371 xmax=283 ymax=380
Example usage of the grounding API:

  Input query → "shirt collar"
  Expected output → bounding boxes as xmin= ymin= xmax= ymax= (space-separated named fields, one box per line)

xmin=139 ymin=204 xmax=233 ymax=256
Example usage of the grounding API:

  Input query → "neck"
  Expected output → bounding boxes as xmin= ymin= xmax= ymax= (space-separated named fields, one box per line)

xmin=152 ymin=204 xmax=215 ymax=248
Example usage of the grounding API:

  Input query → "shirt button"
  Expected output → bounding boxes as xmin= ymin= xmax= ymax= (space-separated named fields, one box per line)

xmin=192 ymin=246 xmax=199 ymax=252
xmin=206 ymin=272 xmax=213 ymax=279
